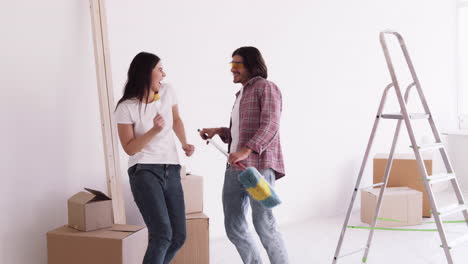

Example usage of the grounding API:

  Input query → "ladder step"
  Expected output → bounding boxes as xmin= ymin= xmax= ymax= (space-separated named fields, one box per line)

xmin=438 ymin=204 xmax=468 ymax=217
xmin=410 ymin=143 xmax=444 ymax=151
xmin=446 ymin=233 xmax=468 ymax=249
xmin=380 ymin=113 xmax=429 ymax=120
xmin=336 ymin=247 xmax=367 ymax=259
xmin=360 ymin=182 xmax=384 ymax=190
xmin=425 ymin=173 xmax=456 ymax=184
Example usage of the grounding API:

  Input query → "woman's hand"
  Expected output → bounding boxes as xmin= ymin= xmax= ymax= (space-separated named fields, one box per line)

xmin=182 ymin=144 xmax=195 ymax=157
xmin=153 ymin=114 xmax=165 ymax=133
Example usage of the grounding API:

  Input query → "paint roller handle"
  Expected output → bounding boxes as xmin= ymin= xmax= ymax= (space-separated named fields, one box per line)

xmin=198 ymin=129 xmax=228 ymax=157
xmin=235 ymin=162 xmax=247 ymax=170
xmin=197 ymin=129 xmax=247 ymax=170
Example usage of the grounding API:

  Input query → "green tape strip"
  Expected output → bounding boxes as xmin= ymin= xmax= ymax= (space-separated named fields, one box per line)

xmin=376 ymin=218 xmax=468 ymax=224
xmin=347 ymin=220 xmax=468 ymax=232
xmin=347 ymin=225 xmax=438 ymax=232
xmin=426 ymin=220 xmax=468 ymax=224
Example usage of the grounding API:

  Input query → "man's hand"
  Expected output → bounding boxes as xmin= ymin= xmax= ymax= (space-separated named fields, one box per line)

xmin=228 ymin=147 xmax=252 ymax=165
xmin=199 ymin=128 xmax=219 ymax=140
xmin=182 ymin=144 xmax=195 ymax=157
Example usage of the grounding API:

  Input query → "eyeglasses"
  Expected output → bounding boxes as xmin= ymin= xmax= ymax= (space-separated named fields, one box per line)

xmin=229 ymin=61 xmax=244 ymax=70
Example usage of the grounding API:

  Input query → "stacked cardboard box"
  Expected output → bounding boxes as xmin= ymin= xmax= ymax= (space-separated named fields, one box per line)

xmin=174 ymin=169 xmax=209 ymax=264
xmin=361 ymin=187 xmax=423 ymax=227
xmin=373 ymin=153 xmax=433 ymax=217
xmin=47 ymin=188 xmax=147 ymax=264
xmin=181 ymin=172 xmax=204 ymax=215
xmin=47 ymin=224 xmax=148 ymax=264
xmin=47 ymin=166 xmax=209 ymax=264
xmin=171 ymin=213 xmax=209 ymax=264
xmin=67 ymin=188 xmax=113 ymax=231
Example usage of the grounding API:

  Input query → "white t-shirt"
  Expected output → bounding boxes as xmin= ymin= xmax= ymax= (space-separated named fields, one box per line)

xmin=114 ymin=83 xmax=180 ymax=168
xmin=230 ymin=87 xmax=243 ymax=153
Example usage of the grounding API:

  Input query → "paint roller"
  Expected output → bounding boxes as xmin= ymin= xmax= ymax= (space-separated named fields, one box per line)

xmin=198 ymin=129 xmax=281 ymax=208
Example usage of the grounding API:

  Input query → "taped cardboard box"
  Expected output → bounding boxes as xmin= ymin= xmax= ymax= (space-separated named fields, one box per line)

xmin=361 ymin=187 xmax=422 ymax=227
xmin=68 ymin=188 xmax=113 ymax=231
xmin=181 ymin=175 xmax=203 ymax=214
xmin=171 ymin=213 xmax=209 ymax=264
xmin=374 ymin=153 xmax=432 ymax=217
xmin=47 ymin=224 xmax=147 ymax=264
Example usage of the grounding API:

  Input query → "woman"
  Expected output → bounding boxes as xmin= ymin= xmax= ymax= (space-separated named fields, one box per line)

xmin=114 ymin=52 xmax=194 ymax=264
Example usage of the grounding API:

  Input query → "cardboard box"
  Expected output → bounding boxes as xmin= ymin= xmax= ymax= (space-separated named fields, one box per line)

xmin=171 ymin=213 xmax=209 ymax=264
xmin=180 ymin=165 xmax=187 ymax=178
xmin=47 ymin=224 xmax=148 ymax=264
xmin=68 ymin=188 xmax=113 ymax=231
xmin=361 ymin=187 xmax=422 ymax=227
xmin=374 ymin=153 xmax=432 ymax=217
xmin=181 ymin=175 xmax=203 ymax=214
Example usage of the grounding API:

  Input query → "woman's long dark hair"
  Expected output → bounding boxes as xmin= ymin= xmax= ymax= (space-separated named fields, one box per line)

xmin=115 ymin=52 xmax=160 ymax=110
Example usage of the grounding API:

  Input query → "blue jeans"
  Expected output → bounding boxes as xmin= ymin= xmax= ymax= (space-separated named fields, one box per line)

xmin=223 ymin=166 xmax=289 ymax=264
xmin=128 ymin=164 xmax=186 ymax=264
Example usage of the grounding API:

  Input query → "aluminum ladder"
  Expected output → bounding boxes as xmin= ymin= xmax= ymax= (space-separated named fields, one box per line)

xmin=332 ymin=30 xmax=468 ymax=264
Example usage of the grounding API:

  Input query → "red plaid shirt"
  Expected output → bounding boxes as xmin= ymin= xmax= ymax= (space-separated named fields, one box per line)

xmin=219 ymin=76 xmax=285 ymax=180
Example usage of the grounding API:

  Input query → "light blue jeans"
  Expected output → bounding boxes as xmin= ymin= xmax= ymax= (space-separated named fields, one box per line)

xmin=223 ymin=166 xmax=289 ymax=264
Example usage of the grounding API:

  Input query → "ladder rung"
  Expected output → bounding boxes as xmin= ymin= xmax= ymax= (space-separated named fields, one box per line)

xmin=410 ymin=143 xmax=444 ymax=151
xmin=360 ymin=182 xmax=384 ymax=190
xmin=380 ymin=113 xmax=429 ymax=120
xmin=426 ymin=173 xmax=456 ymax=184
xmin=336 ymin=247 xmax=367 ymax=259
xmin=438 ymin=204 xmax=468 ymax=217
xmin=446 ymin=233 xmax=468 ymax=249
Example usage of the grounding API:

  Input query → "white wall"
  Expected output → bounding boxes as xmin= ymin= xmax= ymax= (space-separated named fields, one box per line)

xmin=0 ymin=1 xmax=108 ymax=263
xmin=0 ymin=0 xmax=457 ymax=263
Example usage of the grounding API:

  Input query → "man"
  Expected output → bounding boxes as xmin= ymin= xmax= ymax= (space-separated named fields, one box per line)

xmin=199 ymin=46 xmax=288 ymax=264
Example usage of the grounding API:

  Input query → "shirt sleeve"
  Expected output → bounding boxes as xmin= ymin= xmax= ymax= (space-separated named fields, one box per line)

xmin=114 ymin=103 xmax=133 ymax=124
xmin=245 ymin=81 xmax=282 ymax=154
xmin=218 ymin=127 xmax=232 ymax=144
xmin=166 ymin=83 xmax=178 ymax=106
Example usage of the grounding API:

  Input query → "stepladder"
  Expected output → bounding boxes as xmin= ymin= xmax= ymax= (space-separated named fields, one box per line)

xmin=332 ymin=31 xmax=468 ymax=264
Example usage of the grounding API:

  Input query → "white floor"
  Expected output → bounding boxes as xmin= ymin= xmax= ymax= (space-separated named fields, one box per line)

xmin=211 ymin=191 xmax=468 ymax=264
